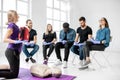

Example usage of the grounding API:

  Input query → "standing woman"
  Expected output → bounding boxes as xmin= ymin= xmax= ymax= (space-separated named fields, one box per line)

xmin=83 ymin=17 xmax=111 ymax=66
xmin=0 ymin=10 xmax=23 ymax=79
xmin=42 ymin=24 xmax=57 ymax=64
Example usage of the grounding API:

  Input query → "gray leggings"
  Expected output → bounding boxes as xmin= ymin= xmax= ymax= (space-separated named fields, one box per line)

xmin=0 ymin=48 xmax=20 ymax=79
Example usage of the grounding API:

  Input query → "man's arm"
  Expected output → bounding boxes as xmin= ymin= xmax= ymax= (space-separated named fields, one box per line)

xmin=33 ymin=35 xmax=37 ymax=44
xmin=88 ymin=34 xmax=92 ymax=40
xmin=87 ymin=27 xmax=93 ymax=40
xmin=74 ymin=33 xmax=79 ymax=42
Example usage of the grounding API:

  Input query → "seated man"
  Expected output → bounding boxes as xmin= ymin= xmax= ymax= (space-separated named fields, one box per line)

xmin=22 ymin=19 xmax=39 ymax=63
xmin=30 ymin=64 xmax=61 ymax=78
xmin=54 ymin=22 xmax=76 ymax=68
xmin=71 ymin=17 xmax=92 ymax=68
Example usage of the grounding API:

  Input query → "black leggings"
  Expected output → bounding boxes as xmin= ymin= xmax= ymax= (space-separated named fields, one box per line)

xmin=0 ymin=48 xmax=20 ymax=79
xmin=43 ymin=44 xmax=55 ymax=60
xmin=84 ymin=41 xmax=105 ymax=57
xmin=55 ymin=42 xmax=73 ymax=61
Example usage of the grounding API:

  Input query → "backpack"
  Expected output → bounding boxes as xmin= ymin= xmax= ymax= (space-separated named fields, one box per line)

xmin=18 ymin=27 xmax=29 ymax=41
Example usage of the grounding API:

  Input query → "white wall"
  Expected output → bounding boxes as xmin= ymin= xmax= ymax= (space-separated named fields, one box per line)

xmin=32 ymin=0 xmax=47 ymax=48
xmin=70 ymin=0 xmax=120 ymax=52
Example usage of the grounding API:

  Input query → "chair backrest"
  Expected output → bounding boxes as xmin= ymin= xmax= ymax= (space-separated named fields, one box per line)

xmin=110 ymin=36 xmax=112 ymax=42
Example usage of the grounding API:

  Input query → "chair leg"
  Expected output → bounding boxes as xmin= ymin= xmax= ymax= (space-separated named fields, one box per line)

xmin=101 ymin=53 xmax=111 ymax=66
xmin=91 ymin=52 xmax=102 ymax=68
xmin=72 ymin=54 xmax=76 ymax=65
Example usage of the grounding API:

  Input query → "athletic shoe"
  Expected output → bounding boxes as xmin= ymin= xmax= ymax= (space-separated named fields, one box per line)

xmin=79 ymin=60 xmax=84 ymax=66
xmin=25 ymin=57 xmax=29 ymax=62
xmin=63 ymin=61 xmax=67 ymax=68
xmin=83 ymin=60 xmax=91 ymax=67
xmin=54 ymin=59 xmax=62 ymax=66
xmin=30 ymin=57 xmax=36 ymax=63
xmin=43 ymin=60 xmax=48 ymax=65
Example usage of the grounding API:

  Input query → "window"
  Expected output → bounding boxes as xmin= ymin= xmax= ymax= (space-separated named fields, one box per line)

xmin=61 ymin=1 xmax=67 ymax=11
xmin=0 ymin=12 xmax=1 ymax=42
xmin=53 ymin=20 xmax=60 ymax=31
xmin=46 ymin=0 xmax=70 ymax=33
xmin=0 ymin=0 xmax=31 ymax=42
xmin=47 ymin=0 xmax=53 ymax=8
xmin=53 ymin=9 xmax=60 ymax=20
xmin=17 ymin=1 xmax=28 ymax=15
xmin=2 ymin=13 xmax=7 ymax=27
xmin=2 ymin=28 xmax=7 ymax=40
xmin=54 ymin=0 xmax=60 ymax=9
xmin=3 ymin=0 xmax=16 ymax=11
xmin=0 ymin=13 xmax=1 ymax=27
xmin=61 ymin=11 xmax=67 ymax=21
xmin=0 ymin=29 xmax=1 ymax=42
xmin=0 ymin=0 xmax=1 ymax=10
xmin=47 ymin=8 xmax=53 ymax=19
xmin=17 ymin=15 xmax=27 ymax=26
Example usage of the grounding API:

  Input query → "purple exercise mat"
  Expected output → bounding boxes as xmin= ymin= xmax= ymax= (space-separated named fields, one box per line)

xmin=18 ymin=68 xmax=76 ymax=80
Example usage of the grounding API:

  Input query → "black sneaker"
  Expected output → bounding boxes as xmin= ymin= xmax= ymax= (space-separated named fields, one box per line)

xmin=25 ymin=58 xmax=29 ymax=62
xmin=30 ymin=57 xmax=36 ymax=63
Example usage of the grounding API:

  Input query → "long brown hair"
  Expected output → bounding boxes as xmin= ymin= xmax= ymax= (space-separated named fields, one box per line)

xmin=99 ymin=17 xmax=109 ymax=28
xmin=45 ymin=24 xmax=53 ymax=35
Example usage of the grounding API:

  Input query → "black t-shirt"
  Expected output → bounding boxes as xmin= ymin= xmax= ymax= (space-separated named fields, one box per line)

xmin=43 ymin=32 xmax=56 ymax=42
xmin=77 ymin=26 xmax=92 ymax=43
xmin=29 ymin=29 xmax=37 ymax=41
xmin=63 ymin=32 xmax=67 ymax=40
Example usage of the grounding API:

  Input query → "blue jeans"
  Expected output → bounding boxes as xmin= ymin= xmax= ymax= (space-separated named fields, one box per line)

xmin=71 ymin=45 xmax=85 ymax=60
xmin=22 ymin=44 xmax=39 ymax=57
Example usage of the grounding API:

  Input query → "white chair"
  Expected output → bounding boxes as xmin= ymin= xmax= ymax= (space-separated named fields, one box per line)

xmin=72 ymin=36 xmax=112 ymax=67
xmin=90 ymin=36 xmax=112 ymax=68
xmin=90 ymin=50 xmax=111 ymax=68
xmin=72 ymin=53 xmax=79 ymax=65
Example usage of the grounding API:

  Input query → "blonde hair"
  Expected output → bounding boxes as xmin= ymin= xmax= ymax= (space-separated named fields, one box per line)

xmin=45 ymin=24 xmax=54 ymax=35
xmin=6 ymin=10 xmax=18 ymax=25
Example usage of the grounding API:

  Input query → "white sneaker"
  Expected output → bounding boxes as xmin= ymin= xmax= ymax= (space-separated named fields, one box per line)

xmin=78 ymin=60 xmax=86 ymax=68
xmin=79 ymin=60 xmax=83 ymax=66
xmin=82 ymin=60 xmax=91 ymax=67
xmin=63 ymin=61 xmax=67 ymax=68
xmin=54 ymin=59 xmax=62 ymax=66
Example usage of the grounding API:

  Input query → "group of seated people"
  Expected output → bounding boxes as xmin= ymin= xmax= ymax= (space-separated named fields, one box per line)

xmin=0 ymin=10 xmax=110 ymax=79
xmin=42 ymin=16 xmax=110 ymax=68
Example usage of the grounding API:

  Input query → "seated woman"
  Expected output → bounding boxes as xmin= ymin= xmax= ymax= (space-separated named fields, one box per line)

xmin=30 ymin=64 xmax=61 ymax=78
xmin=83 ymin=17 xmax=111 ymax=66
xmin=42 ymin=24 xmax=57 ymax=64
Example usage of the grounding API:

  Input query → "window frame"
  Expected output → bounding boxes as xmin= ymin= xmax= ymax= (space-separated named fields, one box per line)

xmin=46 ymin=0 xmax=70 ymax=32
xmin=0 ymin=0 xmax=31 ymax=42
